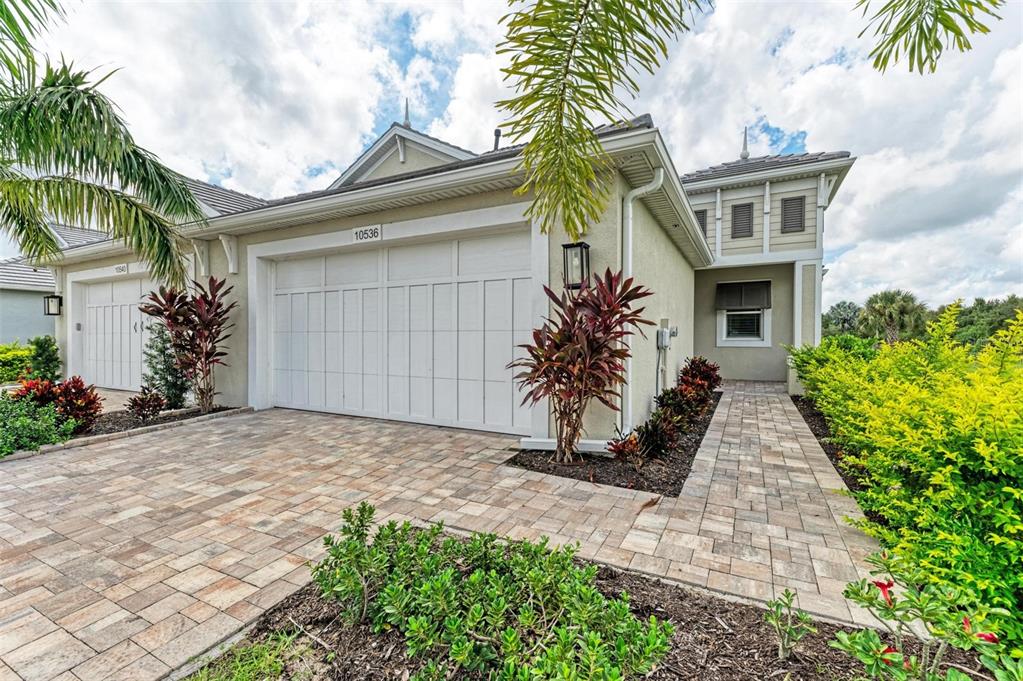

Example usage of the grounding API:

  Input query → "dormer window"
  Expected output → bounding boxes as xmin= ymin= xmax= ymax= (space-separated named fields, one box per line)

xmin=694 ymin=209 xmax=708 ymax=236
xmin=731 ymin=203 xmax=753 ymax=238
xmin=781 ymin=196 xmax=806 ymax=232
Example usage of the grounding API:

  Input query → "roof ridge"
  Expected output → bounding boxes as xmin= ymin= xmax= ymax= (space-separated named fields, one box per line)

xmin=392 ymin=122 xmax=479 ymax=157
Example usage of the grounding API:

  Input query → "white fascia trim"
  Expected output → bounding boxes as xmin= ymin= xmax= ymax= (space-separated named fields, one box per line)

xmin=698 ymin=248 xmax=822 ymax=269
xmin=519 ymin=438 xmax=609 ymax=454
xmin=328 ymin=126 xmax=476 ymax=190
xmin=649 ymin=132 xmax=715 ymax=267
xmin=682 ymin=157 xmax=856 ymax=195
xmin=53 ymin=128 xmax=658 ymax=264
xmin=0 ymin=282 xmax=53 ymax=292
xmin=716 ymin=309 xmax=772 ymax=348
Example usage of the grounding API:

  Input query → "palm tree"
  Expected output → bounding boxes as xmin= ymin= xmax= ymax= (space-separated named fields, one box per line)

xmin=858 ymin=290 xmax=929 ymax=343
xmin=497 ymin=0 xmax=1004 ymax=243
xmin=1 ymin=1 xmax=204 ymax=285
xmin=823 ymin=300 xmax=862 ymax=336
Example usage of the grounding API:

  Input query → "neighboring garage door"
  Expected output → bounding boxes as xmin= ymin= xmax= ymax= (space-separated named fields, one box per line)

xmin=84 ymin=277 xmax=153 ymax=391
xmin=271 ymin=229 xmax=534 ymax=434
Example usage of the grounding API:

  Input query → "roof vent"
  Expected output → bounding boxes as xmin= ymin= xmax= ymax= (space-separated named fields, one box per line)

xmin=493 ymin=128 xmax=502 ymax=151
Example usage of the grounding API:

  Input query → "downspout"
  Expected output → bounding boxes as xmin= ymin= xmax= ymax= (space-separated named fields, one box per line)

xmin=621 ymin=167 xmax=665 ymax=433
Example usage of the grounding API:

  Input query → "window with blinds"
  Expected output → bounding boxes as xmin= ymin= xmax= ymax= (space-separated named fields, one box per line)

xmin=695 ymin=209 xmax=707 ymax=236
xmin=715 ymin=281 xmax=772 ymax=310
xmin=725 ymin=311 xmax=763 ymax=339
xmin=781 ymin=196 xmax=806 ymax=233
xmin=731 ymin=203 xmax=753 ymax=238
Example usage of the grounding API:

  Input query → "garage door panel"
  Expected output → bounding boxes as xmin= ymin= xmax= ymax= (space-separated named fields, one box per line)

xmin=271 ymin=231 xmax=532 ymax=434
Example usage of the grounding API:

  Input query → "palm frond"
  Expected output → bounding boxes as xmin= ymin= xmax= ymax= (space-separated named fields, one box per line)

xmin=856 ymin=0 xmax=1004 ymax=73
xmin=497 ymin=0 xmax=702 ymax=241
xmin=0 ymin=161 xmax=59 ymax=260
xmin=0 ymin=172 xmax=188 ymax=285
xmin=0 ymin=0 xmax=63 ymax=80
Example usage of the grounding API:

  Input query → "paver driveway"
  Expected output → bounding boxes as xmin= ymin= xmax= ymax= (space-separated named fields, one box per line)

xmin=0 ymin=381 xmax=875 ymax=680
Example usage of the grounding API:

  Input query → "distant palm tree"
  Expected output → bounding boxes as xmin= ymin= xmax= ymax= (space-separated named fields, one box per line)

xmin=1 ymin=1 xmax=204 ymax=285
xmin=858 ymin=290 xmax=928 ymax=343
xmin=823 ymin=300 xmax=861 ymax=336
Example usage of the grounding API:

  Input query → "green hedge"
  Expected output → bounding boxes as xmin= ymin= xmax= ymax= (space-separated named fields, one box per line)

xmin=789 ymin=305 xmax=1023 ymax=652
xmin=0 ymin=395 xmax=76 ymax=457
xmin=0 ymin=342 xmax=32 ymax=383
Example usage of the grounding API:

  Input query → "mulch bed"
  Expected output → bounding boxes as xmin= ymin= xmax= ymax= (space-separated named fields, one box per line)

xmin=505 ymin=392 xmax=721 ymax=497
xmin=83 ymin=405 xmax=230 ymax=437
xmin=222 ymin=563 xmax=983 ymax=681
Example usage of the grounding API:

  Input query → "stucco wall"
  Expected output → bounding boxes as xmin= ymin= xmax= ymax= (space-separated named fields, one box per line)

xmin=0 ymin=289 xmax=53 ymax=344
xmin=629 ymin=190 xmax=695 ymax=426
xmin=693 ymin=263 xmax=794 ymax=381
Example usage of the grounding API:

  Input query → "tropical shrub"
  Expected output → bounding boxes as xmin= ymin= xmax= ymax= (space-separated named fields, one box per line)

xmin=510 ymin=269 xmax=653 ymax=463
xmin=126 ymin=385 xmax=165 ymax=424
xmin=0 ymin=342 xmax=32 ymax=383
xmin=27 ymin=335 xmax=60 ymax=381
xmin=635 ymin=407 xmax=681 ymax=459
xmin=312 ymin=503 xmax=674 ymax=680
xmin=678 ymin=355 xmax=721 ymax=392
xmin=140 ymin=277 xmax=237 ymax=414
xmin=792 ymin=304 xmax=1023 ymax=651
xmin=143 ymin=322 xmax=189 ymax=409
xmin=10 ymin=375 xmax=102 ymax=434
xmin=833 ymin=552 xmax=1007 ymax=680
xmin=788 ymin=334 xmax=878 ymax=394
xmin=0 ymin=394 xmax=76 ymax=457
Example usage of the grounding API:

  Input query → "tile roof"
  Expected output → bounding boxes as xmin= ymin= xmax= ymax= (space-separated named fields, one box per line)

xmin=680 ymin=151 xmax=852 ymax=184
xmin=0 ymin=257 xmax=53 ymax=291
xmin=182 ymin=178 xmax=267 ymax=215
xmin=51 ymin=225 xmax=110 ymax=248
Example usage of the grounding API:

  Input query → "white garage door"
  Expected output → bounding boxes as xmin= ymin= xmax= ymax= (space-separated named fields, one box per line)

xmin=84 ymin=277 xmax=153 ymax=391
xmin=271 ymin=229 xmax=534 ymax=434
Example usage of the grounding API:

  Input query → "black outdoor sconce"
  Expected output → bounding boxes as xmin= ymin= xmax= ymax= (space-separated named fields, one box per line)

xmin=43 ymin=294 xmax=63 ymax=316
xmin=562 ymin=241 xmax=591 ymax=290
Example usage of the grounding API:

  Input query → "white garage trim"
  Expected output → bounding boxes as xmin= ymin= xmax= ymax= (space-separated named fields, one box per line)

xmin=247 ymin=202 xmax=545 ymax=437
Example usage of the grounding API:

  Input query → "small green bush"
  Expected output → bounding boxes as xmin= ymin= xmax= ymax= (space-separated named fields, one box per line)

xmin=0 ymin=342 xmax=32 ymax=383
xmin=143 ymin=322 xmax=190 ymax=409
xmin=790 ymin=305 xmax=1023 ymax=652
xmin=312 ymin=503 xmax=674 ymax=680
xmin=0 ymin=394 xmax=76 ymax=457
xmin=28 ymin=335 xmax=61 ymax=382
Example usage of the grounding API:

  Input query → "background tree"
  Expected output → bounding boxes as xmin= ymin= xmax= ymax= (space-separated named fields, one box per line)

xmin=823 ymin=301 xmax=862 ymax=337
xmin=944 ymin=295 xmax=1023 ymax=346
xmin=498 ymin=0 xmax=1004 ymax=245
xmin=1 ymin=0 xmax=205 ymax=285
xmin=858 ymin=289 xmax=929 ymax=343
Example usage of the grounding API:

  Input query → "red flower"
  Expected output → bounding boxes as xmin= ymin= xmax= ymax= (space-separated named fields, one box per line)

xmin=976 ymin=632 xmax=999 ymax=644
xmin=880 ymin=645 xmax=897 ymax=665
xmin=872 ymin=579 xmax=895 ymax=607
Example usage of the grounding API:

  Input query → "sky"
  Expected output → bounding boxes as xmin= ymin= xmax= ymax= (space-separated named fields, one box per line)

xmin=6 ymin=0 xmax=1021 ymax=308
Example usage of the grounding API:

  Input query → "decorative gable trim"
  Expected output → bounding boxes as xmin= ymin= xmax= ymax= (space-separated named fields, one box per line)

xmin=329 ymin=124 xmax=476 ymax=190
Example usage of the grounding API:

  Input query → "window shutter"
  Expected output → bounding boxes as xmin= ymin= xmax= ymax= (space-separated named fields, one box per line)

xmin=731 ymin=203 xmax=753 ymax=238
xmin=695 ymin=209 xmax=707 ymax=236
xmin=716 ymin=281 xmax=772 ymax=310
xmin=781 ymin=196 xmax=805 ymax=233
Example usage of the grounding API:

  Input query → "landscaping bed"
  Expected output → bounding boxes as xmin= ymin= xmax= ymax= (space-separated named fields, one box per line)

xmin=195 ymin=561 xmax=983 ymax=681
xmin=86 ymin=405 xmax=230 ymax=436
xmin=507 ymin=391 xmax=720 ymax=496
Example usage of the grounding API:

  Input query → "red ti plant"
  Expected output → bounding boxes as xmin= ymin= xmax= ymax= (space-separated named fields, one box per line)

xmin=140 ymin=277 xmax=237 ymax=414
xmin=509 ymin=269 xmax=653 ymax=463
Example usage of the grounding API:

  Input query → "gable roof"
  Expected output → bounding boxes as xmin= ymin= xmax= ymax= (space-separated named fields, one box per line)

xmin=51 ymin=225 xmax=110 ymax=249
xmin=681 ymin=151 xmax=852 ymax=184
xmin=0 ymin=257 xmax=54 ymax=292
xmin=182 ymin=177 xmax=266 ymax=215
xmin=328 ymin=123 xmax=477 ymax=190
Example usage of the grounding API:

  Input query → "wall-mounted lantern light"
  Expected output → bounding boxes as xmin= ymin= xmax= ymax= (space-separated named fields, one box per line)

xmin=43 ymin=294 xmax=63 ymax=316
xmin=562 ymin=242 xmax=591 ymax=290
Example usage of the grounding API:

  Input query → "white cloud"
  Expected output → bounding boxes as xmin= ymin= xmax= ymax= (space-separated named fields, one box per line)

xmin=4 ymin=0 xmax=1020 ymax=303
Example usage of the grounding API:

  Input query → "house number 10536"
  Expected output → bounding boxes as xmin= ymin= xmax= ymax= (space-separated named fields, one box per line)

xmin=353 ymin=225 xmax=382 ymax=242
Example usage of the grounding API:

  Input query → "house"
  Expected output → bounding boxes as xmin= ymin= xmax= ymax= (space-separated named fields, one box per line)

xmin=0 ymin=226 xmax=108 ymax=344
xmin=47 ymin=116 xmax=854 ymax=449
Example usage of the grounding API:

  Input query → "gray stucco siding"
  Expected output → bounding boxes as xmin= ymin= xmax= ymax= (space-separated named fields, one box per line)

xmin=0 ymin=289 xmax=53 ymax=345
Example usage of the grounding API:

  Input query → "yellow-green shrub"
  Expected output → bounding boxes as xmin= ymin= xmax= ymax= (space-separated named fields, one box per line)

xmin=793 ymin=304 xmax=1023 ymax=652
xmin=0 ymin=342 xmax=32 ymax=383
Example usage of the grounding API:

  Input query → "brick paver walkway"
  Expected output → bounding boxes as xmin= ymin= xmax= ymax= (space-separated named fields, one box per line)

xmin=0 ymin=381 xmax=875 ymax=680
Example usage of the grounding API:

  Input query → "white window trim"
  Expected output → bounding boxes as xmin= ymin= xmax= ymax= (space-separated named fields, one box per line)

xmin=716 ymin=308 xmax=772 ymax=348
